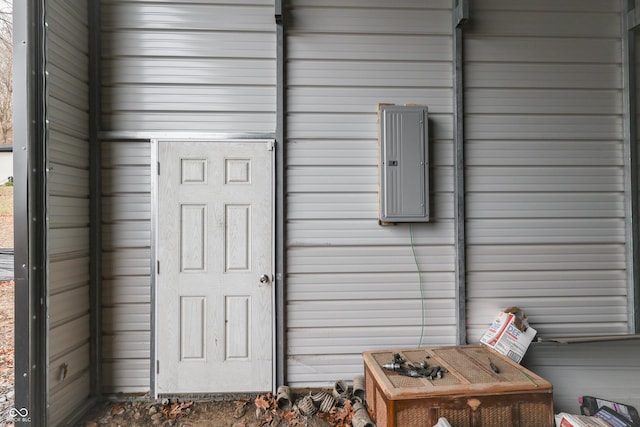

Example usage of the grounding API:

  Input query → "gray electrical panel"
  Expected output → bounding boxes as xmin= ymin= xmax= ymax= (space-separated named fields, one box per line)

xmin=379 ymin=105 xmax=429 ymax=223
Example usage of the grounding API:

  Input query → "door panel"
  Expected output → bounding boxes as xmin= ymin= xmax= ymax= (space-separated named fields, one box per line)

xmin=157 ymin=140 xmax=273 ymax=393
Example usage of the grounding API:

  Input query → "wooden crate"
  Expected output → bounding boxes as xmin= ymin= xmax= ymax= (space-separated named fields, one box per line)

xmin=363 ymin=345 xmax=553 ymax=427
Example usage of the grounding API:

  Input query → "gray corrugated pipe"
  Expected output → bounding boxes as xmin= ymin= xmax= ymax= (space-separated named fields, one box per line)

xmin=351 ymin=402 xmax=375 ymax=427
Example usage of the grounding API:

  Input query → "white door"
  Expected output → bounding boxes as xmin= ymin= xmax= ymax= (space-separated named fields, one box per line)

xmin=157 ymin=140 xmax=273 ymax=393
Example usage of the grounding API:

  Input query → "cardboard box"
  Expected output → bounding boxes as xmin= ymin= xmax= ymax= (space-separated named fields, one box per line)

xmin=480 ymin=311 xmax=537 ymax=363
xmin=555 ymin=413 xmax=612 ymax=427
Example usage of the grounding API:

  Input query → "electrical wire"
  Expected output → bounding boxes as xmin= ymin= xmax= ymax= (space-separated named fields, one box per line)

xmin=409 ymin=223 xmax=426 ymax=347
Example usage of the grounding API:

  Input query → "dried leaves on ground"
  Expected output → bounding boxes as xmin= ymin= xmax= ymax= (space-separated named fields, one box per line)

xmin=77 ymin=390 xmax=366 ymax=427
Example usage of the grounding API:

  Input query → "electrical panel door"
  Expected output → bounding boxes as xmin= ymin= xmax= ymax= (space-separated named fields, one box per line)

xmin=379 ymin=105 xmax=429 ymax=223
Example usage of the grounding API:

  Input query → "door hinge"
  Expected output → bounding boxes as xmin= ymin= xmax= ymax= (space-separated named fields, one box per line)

xmin=157 ymin=360 xmax=160 ymax=374
xmin=157 ymin=261 xmax=160 ymax=274
xmin=268 ymin=141 xmax=275 ymax=151
xmin=157 ymin=161 xmax=160 ymax=175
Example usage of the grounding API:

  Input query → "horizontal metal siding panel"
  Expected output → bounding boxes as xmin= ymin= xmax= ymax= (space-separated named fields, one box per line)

xmin=467 ymin=270 xmax=627 ymax=298
xmin=101 ymin=141 xmax=152 ymax=166
xmin=294 ymin=0 xmax=451 ymax=7
xmin=464 ymin=3 xmax=627 ymax=340
xmin=288 ymin=35 xmax=452 ymax=61
xmin=287 ymin=354 xmax=366 ymax=388
xmin=467 ymin=244 xmax=626 ymax=271
xmin=50 ymin=286 xmax=90 ymax=328
xmin=288 ymin=246 xmax=455 ymax=274
xmin=48 ymin=65 xmax=89 ymax=111
xmin=287 ymin=192 xmax=453 ymax=220
xmin=102 ymin=3 xmax=274 ymax=31
xmin=47 ymin=33 xmax=88 ymax=80
xmin=46 ymin=0 xmax=91 ymax=422
xmin=467 ymin=297 xmax=628 ymax=339
xmin=102 ymin=195 xmax=151 ymax=222
xmin=50 ymin=257 xmax=90 ymax=294
xmin=288 ymin=326 xmax=457 ymax=356
xmin=48 ymin=196 xmax=89 ymax=228
xmin=288 ymin=87 xmax=452 ymax=114
xmin=102 ymin=31 xmax=275 ymax=59
xmin=102 ymin=167 xmax=151 ymax=194
xmin=289 ymin=166 xmax=452 ymax=194
xmin=48 ymin=164 xmax=90 ymax=198
xmin=103 ymin=278 xmax=151 ymax=305
xmin=103 ymin=113 xmax=275 ymax=133
xmin=101 ymin=139 xmax=152 ymax=392
xmin=288 ymin=113 xmax=453 ymax=140
xmin=48 ymin=101 xmax=89 ymax=139
xmin=50 ymin=315 xmax=90 ymax=361
xmin=288 ymin=272 xmax=456 ymax=301
xmin=465 ymin=140 xmax=622 ymax=166
xmin=286 ymin=0 xmax=456 ymax=386
xmin=49 ymin=373 xmax=90 ymax=427
xmin=103 ymin=332 xmax=151 ymax=360
xmin=466 ymin=193 xmax=624 ymax=218
xmin=47 ymin=0 xmax=89 ymax=59
xmin=288 ymin=220 xmax=454 ymax=246
xmin=469 ymin=0 xmax=619 ymax=13
xmin=465 ymin=89 xmax=621 ymax=115
xmin=465 ymin=38 xmax=621 ymax=63
xmin=465 ymin=63 xmax=623 ymax=89
xmin=288 ymin=299 xmax=456 ymax=328
xmin=102 ymin=86 xmax=275 ymax=113
xmin=103 ymin=305 xmax=151 ymax=332
xmin=287 ymin=166 xmax=378 ymax=193
xmin=49 ymin=228 xmax=90 ymax=257
xmin=103 ymin=58 xmax=275 ymax=86
xmin=523 ymin=340 xmax=640 ymax=413
xmin=466 ymin=10 xmax=620 ymax=38
xmin=49 ymin=343 xmax=90 ymax=396
xmin=121 ymin=0 xmax=272 ymax=4
xmin=102 ymin=248 xmax=151 ymax=277
xmin=103 ymin=223 xmax=152 ymax=250
xmin=288 ymin=61 xmax=452 ymax=88
xmin=287 ymin=193 xmax=377 ymax=220
xmin=465 ymin=115 xmax=623 ymax=140
xmin=102 ymin=360 xmax=150 ymax=393
xmin=527 ymin=341 xmax=640 ymax=367
xmin=466 ymin=243 xmax=626 ymax=337
xmin=466 ymin=167 xmax=622 ymax=192
xmin=466 ymin=219 xmax=625 ymax=244
xmin=289 ymin=6 xmax=451 ymax=35
xmin=287 ymin=140 xmax=453 ymax=167
xmin=101 ymin=1 xmax=276 ymax=134
xmin=49 ymin=133 xmax=90 ymax=169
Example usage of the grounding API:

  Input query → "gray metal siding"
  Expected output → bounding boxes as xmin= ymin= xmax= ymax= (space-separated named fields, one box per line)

xmin=286 ymin=0 xmax=456 ymax=387
xmin=464 ymin=1 xmax=627 ymax=340
xmin=45 ymin=0 xmax=91 ymax=424
xmin=100 ymin=0 xmax=276 ymax=134
xmin=101 ymin=140 xmax=152 ymax=393
xmin=92 ymin=0 xmax=640 ymax=400
xmin=99 ymin=0 xmax=276 ymax=392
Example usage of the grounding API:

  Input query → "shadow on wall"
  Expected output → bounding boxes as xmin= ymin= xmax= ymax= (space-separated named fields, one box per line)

xmin=522 ymin=339 xmax=640 ymax=414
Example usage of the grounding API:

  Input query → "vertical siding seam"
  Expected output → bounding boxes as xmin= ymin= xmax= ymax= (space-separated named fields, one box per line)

xmin=275 ymin=0 xmax=287 ymax=389
xmin=453 ymin=1 xmax=468 ymax=345
xmin=622 ymin=0 xmax=640 ymax=333
xmin=89 ymin=0 xmax=103 ymax=399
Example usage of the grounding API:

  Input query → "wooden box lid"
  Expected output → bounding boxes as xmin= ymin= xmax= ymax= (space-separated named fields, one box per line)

xmin=363 ymin=345 xmax=552 ymax=401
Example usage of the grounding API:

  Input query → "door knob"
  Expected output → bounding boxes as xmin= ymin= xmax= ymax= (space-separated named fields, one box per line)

xmin=259 ymin=274 xmax=271 ymax=284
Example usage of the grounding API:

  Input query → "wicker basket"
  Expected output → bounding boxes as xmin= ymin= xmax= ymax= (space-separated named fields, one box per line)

xmin=363 ymin=345 xmax=554 ymax=427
